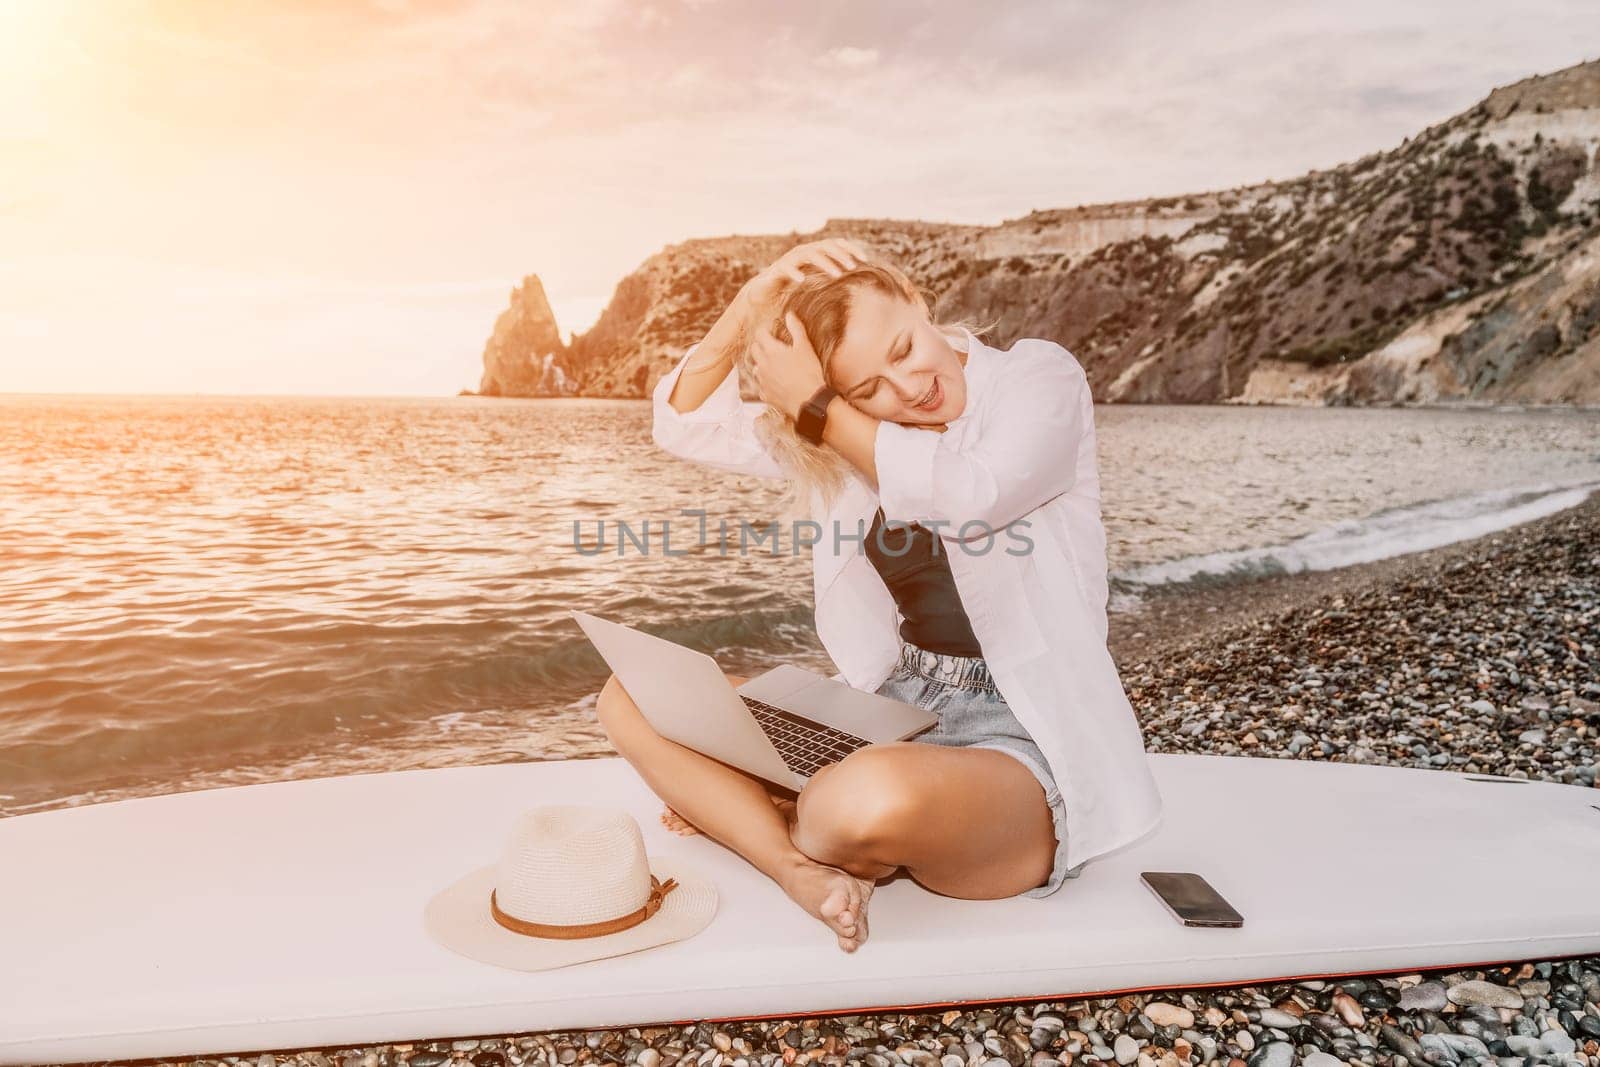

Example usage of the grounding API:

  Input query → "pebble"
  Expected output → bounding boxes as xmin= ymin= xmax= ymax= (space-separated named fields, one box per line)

xmin=1400 ymin=979 xmax=1450 ymax=1012
xmin=1446 ymin=979 xmax=1524 ymax=1009
xmin=1505 ymin=1033 xmax=1546 ymax=1055
xmin=1244 ymin=1042 xmax=1292 ymax=1067
xmin=1113 ymin=1034 xmax=1140 ymax=1064
xmin=1143 ymin=1003 xmax=1193 ymax=1029
xmin=1329 ymin=991 xmax=1364 ymax=1027
xmin=1253 ymin=1009 xmax=1299 ymax=1031
xmin=1425 ymin=1031 xmax=1490 ymax=1058
xmin=1541 ymin=1029 xmax=1578 ymax=1055
xmin=1380 ymin=1022 xmax=1425 ymax=1062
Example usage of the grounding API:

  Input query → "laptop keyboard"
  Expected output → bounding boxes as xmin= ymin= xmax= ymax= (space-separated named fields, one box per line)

xmin=741 ymin=695 xmax=872 ymax=776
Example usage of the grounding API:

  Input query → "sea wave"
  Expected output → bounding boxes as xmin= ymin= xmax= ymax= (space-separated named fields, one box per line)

xmin=6 ymin=395 xmax=1598 ymax=817
xmin=0 ymin=603 xmax=820 ymax=804
xmin=1108 ymin=478 xmax=1599 ymax=608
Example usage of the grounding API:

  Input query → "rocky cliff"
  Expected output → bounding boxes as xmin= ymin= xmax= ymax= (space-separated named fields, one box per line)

xmin=476 ymin=275 xmax=574 ymax=397
xmin=476 ymin=60 xmax=1600 ymax=405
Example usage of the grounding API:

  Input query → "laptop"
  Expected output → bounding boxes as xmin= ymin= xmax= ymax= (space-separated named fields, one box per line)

xmin=570 ymin=609 xmax=940 ymax=792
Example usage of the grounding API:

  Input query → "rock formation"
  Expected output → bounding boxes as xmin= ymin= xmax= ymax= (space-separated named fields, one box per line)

xmin=477 ymin=275 xmax=574 ymax=397
xmin=477 ymin=59 xmax=1600 ymax=405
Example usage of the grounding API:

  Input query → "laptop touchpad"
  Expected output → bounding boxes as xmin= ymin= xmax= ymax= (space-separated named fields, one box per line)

xmin=735 ymin=664 xmax=818 ymax=705
xmin=781 ymin=677 xmax=933 ymax=741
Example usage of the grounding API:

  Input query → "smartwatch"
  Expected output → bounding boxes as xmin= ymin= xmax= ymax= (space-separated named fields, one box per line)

xmin=795 ymin=384 xmax=839 ymax=444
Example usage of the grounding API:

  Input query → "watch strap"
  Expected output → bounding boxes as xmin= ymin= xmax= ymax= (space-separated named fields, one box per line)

xmin=795 ymin=384 xmax=839 ymax=444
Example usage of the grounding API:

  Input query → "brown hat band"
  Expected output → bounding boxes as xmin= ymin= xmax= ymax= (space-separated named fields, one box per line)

xmin=489 ymin=875 xmax=679 ymax=940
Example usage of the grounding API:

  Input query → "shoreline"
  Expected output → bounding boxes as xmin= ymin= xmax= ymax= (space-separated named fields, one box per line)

xmin=1107 ymin=488 xmax=1600 ymax=668
xmin=1111 ymin=489 xmax=1598 ymax=791
xmin=453 ymin=391 xmax=1600 ymax=413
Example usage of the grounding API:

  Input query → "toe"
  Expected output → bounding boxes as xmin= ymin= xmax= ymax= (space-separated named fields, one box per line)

xmin=850 ymin=885 xmax=870 ymax=943
xmin=821 ymin=883 xmax=858 ymax=934
xmin=820 ymin=882 xmax=848 ymax=919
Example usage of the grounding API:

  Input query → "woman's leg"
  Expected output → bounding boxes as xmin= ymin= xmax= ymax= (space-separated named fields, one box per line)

xmin=792 ymin=741 xmax=1060 ymax=900
xmin=595 ymin=670 xmax=879 ymax=951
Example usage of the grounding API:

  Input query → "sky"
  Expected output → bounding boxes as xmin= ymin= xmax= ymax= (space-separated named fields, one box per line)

xmin=3 ymin=1 xmax=1598 ymax=397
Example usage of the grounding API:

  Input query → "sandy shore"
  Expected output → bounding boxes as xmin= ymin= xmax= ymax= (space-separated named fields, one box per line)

xmin=80 ymin=493 xmax=1600 ymax=1067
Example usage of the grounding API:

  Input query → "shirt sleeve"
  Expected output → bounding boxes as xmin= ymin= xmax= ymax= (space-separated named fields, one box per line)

xmin=874 ymin=341 xmax=1087 ymax=533
xmin=651 ymin=342 xmax=788 ymax=481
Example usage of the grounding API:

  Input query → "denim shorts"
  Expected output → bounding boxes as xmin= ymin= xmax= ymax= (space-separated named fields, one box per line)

xmin=874 ymin=643 xmax=1085 ymax=898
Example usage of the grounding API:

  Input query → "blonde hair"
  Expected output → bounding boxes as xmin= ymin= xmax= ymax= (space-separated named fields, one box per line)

xmin=737 ymin=258 xmax=994 ymax=522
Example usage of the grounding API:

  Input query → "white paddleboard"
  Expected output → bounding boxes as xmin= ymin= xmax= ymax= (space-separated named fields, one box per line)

xmin=3 ymin=754 xmax=1597 ymax=1065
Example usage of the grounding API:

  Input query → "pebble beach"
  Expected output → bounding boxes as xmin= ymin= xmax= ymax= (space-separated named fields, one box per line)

xmin=66 ymin=493 xmax=1600 ymax=1067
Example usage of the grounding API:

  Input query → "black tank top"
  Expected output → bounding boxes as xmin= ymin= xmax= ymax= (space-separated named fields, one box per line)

xmin=862 ymin=506 xmax=984 ymax=657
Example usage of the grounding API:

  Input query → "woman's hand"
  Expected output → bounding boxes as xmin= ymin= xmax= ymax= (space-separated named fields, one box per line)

xmin=739 ymin=238 xmax=875 ymax=422
xmin=750 ymin=311 xmax=827 ymax=422
xmin=739 ymin=237 xmax=874 ymax=328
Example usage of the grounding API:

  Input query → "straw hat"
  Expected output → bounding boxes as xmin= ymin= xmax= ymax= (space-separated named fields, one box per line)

xmin=424 ymin=804 xmax=719 ymax=971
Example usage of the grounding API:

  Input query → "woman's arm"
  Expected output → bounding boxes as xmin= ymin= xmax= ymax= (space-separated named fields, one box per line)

xmin=670 ymin=238 xmax=869 ymax=416
xmin=874 ymin=342 xmax=1087 ymax=532
xmin=746 ymin=309 xmax=939 ymax=495
xmin=651 ymin=242 xmax=867 ymax=480
xmin=665 ymin=287 xmax=752 ymax=415
xmin=750 ymin=320 xmax=1086 ymax=532
xmin=650 ymin=334 xmax=789 ymax=482
xmin=817 ymin=394 xmax=886 ymax=488
xmin=652 ymin=239 xmax=873 ymax=481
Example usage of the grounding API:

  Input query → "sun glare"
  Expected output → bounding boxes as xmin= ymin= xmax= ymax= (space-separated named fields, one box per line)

xmin=0 ymin=1 xmax=74 ymax=98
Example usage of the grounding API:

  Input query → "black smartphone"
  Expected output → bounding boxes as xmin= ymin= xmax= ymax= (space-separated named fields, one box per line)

xmin=1140 ymin=871 xmax=1244 ymax=927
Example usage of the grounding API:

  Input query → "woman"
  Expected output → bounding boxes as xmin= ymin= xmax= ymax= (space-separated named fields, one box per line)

xmin=596 ymin=238 xmax=1163 ymax=953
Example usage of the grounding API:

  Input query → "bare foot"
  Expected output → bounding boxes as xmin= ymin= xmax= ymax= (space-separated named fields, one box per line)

xmin=659 ymin=803 xmax=699 ymax=836
xmin=659 ymin=792 xmax=794 ymax=837
xmin=658 ymin=794 xmax=873 ymax=951
xmin=777 ymin=856 xmax=875 ymax=952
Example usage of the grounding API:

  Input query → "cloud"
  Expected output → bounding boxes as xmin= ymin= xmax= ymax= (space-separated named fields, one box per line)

xmin=821 ymin=46 xmax=880 ymax=69
xmin=4 ymin=0 xmax=1599 ymax=394
xmin=636 ymin=5 xmax=671 ymax=30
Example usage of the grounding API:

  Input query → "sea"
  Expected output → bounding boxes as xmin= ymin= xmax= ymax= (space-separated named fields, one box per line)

xmin=2 ymin=393 xmax=1597 ymax=816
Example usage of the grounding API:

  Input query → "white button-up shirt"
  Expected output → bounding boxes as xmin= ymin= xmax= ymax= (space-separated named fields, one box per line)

xmin=649 ymin=327 xmax=1163 ymax=870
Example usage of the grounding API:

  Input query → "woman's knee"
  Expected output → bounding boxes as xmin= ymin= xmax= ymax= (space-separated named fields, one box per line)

xmin=795 ymin=745 xmax=925 ymax=856
xmin=596 ymin=669 xmax=749 ymax=752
